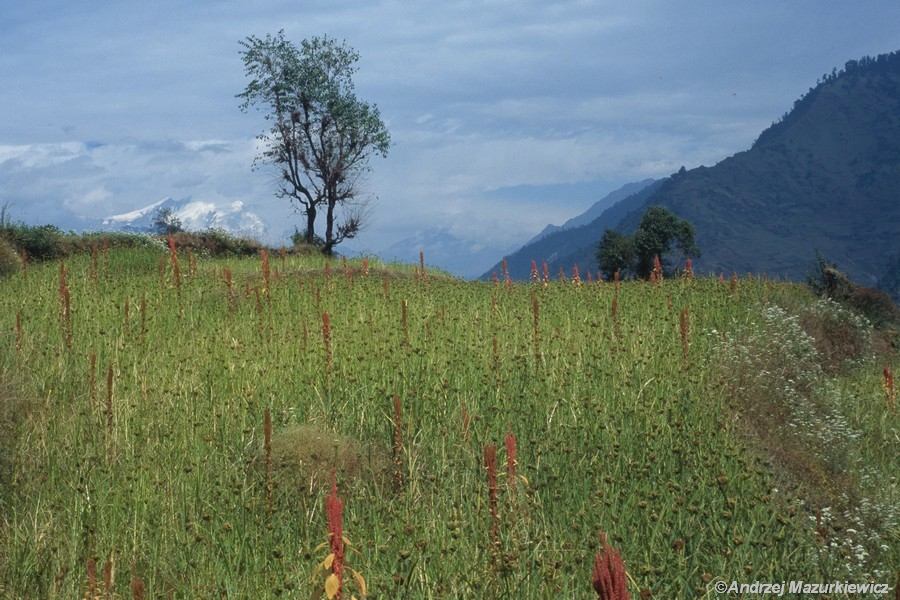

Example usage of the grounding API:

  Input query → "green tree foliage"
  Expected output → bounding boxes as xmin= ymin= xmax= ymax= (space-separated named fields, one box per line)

xmin=153 ymin=207 xmax=183 ymax=235
xmin=596 ymin=229 xmax=634 ymax=280
xmin=596 ymin=206 xmax=699 ymax=279
xmin=632 ymin=206 xmax=699 ymax=278
xmin=238 ymin=32 xmax=390 ymax=255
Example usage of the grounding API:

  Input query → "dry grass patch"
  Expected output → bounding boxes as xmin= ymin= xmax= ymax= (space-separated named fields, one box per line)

xmin=260 ymin=423 xmax=390 ymax=493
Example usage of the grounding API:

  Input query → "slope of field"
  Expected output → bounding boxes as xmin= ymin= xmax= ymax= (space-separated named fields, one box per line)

xmin=0 ymin=250 xmax=897 ymax=598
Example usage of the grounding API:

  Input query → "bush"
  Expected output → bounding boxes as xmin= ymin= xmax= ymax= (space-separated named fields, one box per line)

xmin=847 ymin=286 xmax=900 ymax=329
xmin=0 ymin=237 xmax=21 ymax=278
xmin=167 ymin=229 xmax=264 ymax=257
xmin=1 ymin=223 xmax=65 ymax=260
xmin=799 ymin=298 xmax=872 ymax=373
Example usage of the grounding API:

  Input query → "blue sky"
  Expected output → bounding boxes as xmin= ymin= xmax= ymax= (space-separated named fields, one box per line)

xmin=2 ymin=1 xmax=899 ymax=274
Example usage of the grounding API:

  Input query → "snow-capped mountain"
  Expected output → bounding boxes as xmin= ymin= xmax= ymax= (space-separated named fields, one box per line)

xmin=102 ymin=197 xmax=266 ymax=238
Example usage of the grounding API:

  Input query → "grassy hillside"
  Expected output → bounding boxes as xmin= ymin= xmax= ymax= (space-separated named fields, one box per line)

xmin=1 ymin=248 xmax=897 ymax=598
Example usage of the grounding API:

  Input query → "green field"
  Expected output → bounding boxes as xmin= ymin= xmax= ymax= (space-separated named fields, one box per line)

xmin=1 ymin=248 xmax=897 ymax=598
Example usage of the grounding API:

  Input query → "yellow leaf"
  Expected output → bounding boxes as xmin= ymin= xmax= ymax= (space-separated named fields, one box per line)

xmin=322 ymin=553 xmax=335 ymax=570
xmin=324 ymin=573 xmax=340 ymax=599
xmin=314 ymin=541 xmax=329 ymax=553
xmin=519 ymin=475 xmax=529 ymax=486
xmin=350 ymin=568 xmax=367 ymax=597
xmin=342 ymin=535 xmax=353 ymax=547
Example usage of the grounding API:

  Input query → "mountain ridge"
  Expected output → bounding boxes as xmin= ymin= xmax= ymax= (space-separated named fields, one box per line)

xmin=487 ymin=50 xmax=900 ymax=294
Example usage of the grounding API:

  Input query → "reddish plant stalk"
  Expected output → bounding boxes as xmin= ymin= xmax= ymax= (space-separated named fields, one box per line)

xmin=542 ymin=261 xmax=550 ymax=286
xmin=505 ymin=431 xmax=517 ymax=488
xmin=484 ymin=443 xmax=500 ymax=557
xmin=884 ymin=366 xmax=896 ymax=411
xmin=401 ymin=299 xmax=409 ymax=348
xmin=592 ymin=533 xmax=630 ymax=600
xmin=322 ymin=312 xmax=333 ymax=371
xmin=324 ymin=261 xmax=332 ymax=279
xmin=131 ymin=575 xmax=145 ymax=600
xmin=86 ymin=558 xmax=97 ymax=598
xmin=683 ymin=258 xmax=693 ymax=279
xmin=572 ymin=264 xmax=582 ymax=285
xmin=325 ymin=479 xmax=345 ymax=599
xmin=264 ymin=407 xmax=273 ymax=514
xmin=362 ymin=257 xmax=369 ymax=276
xmin=419 ymin=249 xmax=426 ymax=280
xmin=14 ymin=310 xmax=22 ymax=353
xmin=167 ymin=235 xmax=181 ymax=290
xmin=730 ymin=272 xmax=738 ymax=294
xmin=651 ymin=255 xmax=662 ymax=283
xmin=123 ymin=297 xmax=130 ymax=336
xmin=103 ymin=556 xmax=114 ymax=595
xmin=530 ymin=260 xmax=539 ymax=283
xmin=501 ymin=258 xmax=509 ymax=282
xmin=587 ymin=271 xmax=593 ymax=283
xmin=392 ymin=395 xmax=404 ymax=490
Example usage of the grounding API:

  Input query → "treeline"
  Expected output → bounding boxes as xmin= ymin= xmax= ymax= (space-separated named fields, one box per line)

xmin=756 ymin=49 xmax=900 ymax=147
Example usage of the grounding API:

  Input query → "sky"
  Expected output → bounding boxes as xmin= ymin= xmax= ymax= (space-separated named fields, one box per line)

xmin=2 ymin=1 xmax=899 ymax=275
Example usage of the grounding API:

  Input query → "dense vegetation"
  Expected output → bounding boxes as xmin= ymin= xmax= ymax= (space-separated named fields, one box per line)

xmin=1 ymin=247 xmax=896 ymax=598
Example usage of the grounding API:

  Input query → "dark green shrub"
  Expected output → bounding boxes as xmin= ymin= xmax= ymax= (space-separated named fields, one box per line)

xmin=2 ymin=223 xmax=64 ymax=260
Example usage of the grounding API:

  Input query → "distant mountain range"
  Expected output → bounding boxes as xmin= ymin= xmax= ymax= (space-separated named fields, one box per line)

xmin=486 ymin=50 xmax=900 ymax=295
xmin=379 ymin=227 xmax=516 ymax=279
xmin=100 ymin=197 xmax=266 ymax=239
xmin=480 ymin=179 xmax=660 ymax=280
xmin=521 ymin=179 xmax=656 ymax=246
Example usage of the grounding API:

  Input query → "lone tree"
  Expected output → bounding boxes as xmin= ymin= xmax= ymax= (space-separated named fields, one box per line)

xmin=153 ymin=207 xmax=183 ymax=235
xmin=596 ymin=206 xmax=699 ymax=279
xmin=238 ymin=31 xmax=390 ymax=254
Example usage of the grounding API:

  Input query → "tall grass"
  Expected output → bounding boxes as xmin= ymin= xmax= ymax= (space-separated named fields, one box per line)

xmin=0 ymin=249 xmax=896 ymax=597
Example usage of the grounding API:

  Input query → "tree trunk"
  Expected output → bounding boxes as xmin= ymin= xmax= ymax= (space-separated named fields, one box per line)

xmin=323 ymin=200 xmax=336 ymax=255
xmin=305 ymin=206 xmax=317 ymax=245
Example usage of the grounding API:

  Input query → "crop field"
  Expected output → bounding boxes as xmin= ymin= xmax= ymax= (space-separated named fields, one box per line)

xmin=0 ymin=246 xmax=897 ymax=598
